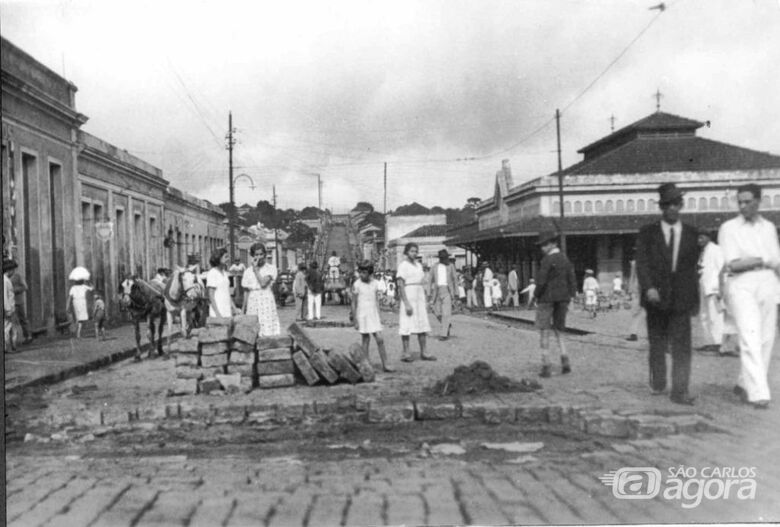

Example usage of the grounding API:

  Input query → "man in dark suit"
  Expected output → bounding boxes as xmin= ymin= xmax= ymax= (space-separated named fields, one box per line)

xmin=636 ymin=183 xmax=700 ymax=405
xmin=533 ymin=230 xmax=577 ymax=377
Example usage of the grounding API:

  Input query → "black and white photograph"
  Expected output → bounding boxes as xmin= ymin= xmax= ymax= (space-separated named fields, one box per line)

xmin=2 ymin=0 xmax=780 ymax=525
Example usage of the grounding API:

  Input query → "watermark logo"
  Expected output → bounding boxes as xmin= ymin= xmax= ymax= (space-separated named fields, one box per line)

xmin=601 ymin=466 xmax=757 ymax=508
xmin=599 ymin=467 xmax=662 ymax=499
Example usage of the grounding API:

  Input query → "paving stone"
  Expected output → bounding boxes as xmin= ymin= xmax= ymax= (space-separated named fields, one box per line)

xmin=232 ymin=323 xmax=259 ymax=345
xmin=206 ymin=316 xmax=234 ymax=327
xmin=171 ymin=378 xmax=198 ymax=395
xmin=175 ymin=366 xmax=204 ymax=380
xmin=367 ymin=402 xmax=415 ymax=423
xmin=200 ymin=353 xmax=228 ymax=369
xmin=415 ymin=401 xmax=461 ymax=420
xmin=257 ymin=347 xmax=293 ymax=362
xmin=258 ymin=374 xmax=295 ymax=389
xmin=38 ymin=483 xmax=129 ymax=527
xmin=136 ymin=489 xmax=201 ymax=526
xmin=215 ymin=373 xmax=241 ymax=391
xmin=666 ymin=414 xmax=708 ymax=433
xmin=89 ymin=486 xmax=159 ymax=526
xmin=256 ymin=335 xmax=293 ymax=351
xmin=627 ymin=415 xmax=678 ymax=438
xmin=292 ymin=350 xmax=320 ymax=385
xmin=188 ymin=497 xmax=235 ymax=527
xmin=516 ymin=405 xmax=549 ymax=424
xmin=227 ymin=492 xmax=284 ymax=526
xmin=345 ymin=489 xmax=384 ymax=526
xmin=611 ymin=443 xmax=637 ymax=454
xmin=587 ymin=415 xmax=630 ymax=438
xmin=546 ymin=404 xmax=565 ymax=424
xmin=200 ymin=342 xmax=229 ymax=356
xmin=346 ymin=343 xmax=376 ymax=382
xmin=310 ymin=350 xmax=339 ymax=383
xmin=199 ymin=326 xmax=231 ymax=343
xmin=198 ymin=378 xmax=222 ymax=394
xmin=287 ymin=322 xmax=318 ymax=356
xmin=387 ymin=493 xmax=425 ymax=526
xmin=226 ymin=363 xmax=254 ymax=376
xmin=256 ymin=360 xmax=295 ymax=375
xmin=175 ymin=353 xmax=199 ymax=367
xmin=229 ymin=350 xmax=255 ymax=365
xmin=327 ymin=350 xmax=362 ymax=384
xmin=176 ymin=338 xmax=200 ymax=353
xmin=201 ymin=366 xmax=225 ymax=377
xmin=231 ymin=340 xmax=255 ymax=354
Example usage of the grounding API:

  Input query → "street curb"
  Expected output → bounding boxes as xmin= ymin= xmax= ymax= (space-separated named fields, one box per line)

xmin=28 ymin=393 xmax=720 ymax=444
xmin=6 ymin=338 xmax=175 ymax=394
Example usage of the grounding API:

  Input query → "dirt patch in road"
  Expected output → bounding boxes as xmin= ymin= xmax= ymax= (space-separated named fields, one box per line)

xmin=428 ymin=360 xmax=541 ymax=396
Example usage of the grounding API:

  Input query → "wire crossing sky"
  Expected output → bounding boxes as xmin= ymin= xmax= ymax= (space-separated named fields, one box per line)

xmin=2 ymin=0 xmax=779 ymax=212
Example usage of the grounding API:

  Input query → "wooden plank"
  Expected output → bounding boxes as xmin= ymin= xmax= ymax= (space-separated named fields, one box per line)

xmin=327 ymin=350 xmax=362 ymax=384
xmin=292 ymin=350 xmax=320 ymax=385
xmin=310 ymin=349 xmax=339 ymax=384
xmin=286 ymin=323 xmax=318 ymax=357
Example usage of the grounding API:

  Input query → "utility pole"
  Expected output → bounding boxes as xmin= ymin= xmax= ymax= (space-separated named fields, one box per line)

xmin=555 ymin=109 xmax=567 ymax=254
xmin=273 ymin=185 xmax=280 ymax=269
xmin=383 ymin=162 xmax=387 ymax=215
xmin=317 ymin=174 xmax=322 ymax=211
xmin=227 ymin=111 xmax=236 ymax=261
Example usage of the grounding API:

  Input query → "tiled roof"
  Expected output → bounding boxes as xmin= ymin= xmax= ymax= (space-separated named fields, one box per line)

xmin=563 ymin=136 xmax=780 ymax=176
xmin=445 ymin=211 xmax=780 ymax=245
xmin=579 ymin=111 xmax=703 ymax=155
xmin=403 ymin=224 xmax=451 ymax=238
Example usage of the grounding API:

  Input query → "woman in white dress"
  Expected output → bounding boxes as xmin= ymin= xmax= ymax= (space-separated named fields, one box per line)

xmin=206 ymin=248 xmax=237 ymax=318
xmin=242 ymin=243 xmax=281 ymax=337
xmin=396 ymin=243 xmax=436 ymax=362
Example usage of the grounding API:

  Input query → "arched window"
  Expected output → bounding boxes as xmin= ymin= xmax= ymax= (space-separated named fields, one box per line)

xmin=699 ymin=197 xmax=707 ymax=211
xmin=585 ymin=201 xmax=593 ymax=213
xmin=616 ymin=200 xmax=624 ymax=212
xmin=595 ymin=200 xmax=604 ymax=213
xmin=564 ymin=201 xmax=572 ymax=213
xmin=773 ymin=195 xmax=780 ymax=208
xmin=553 ymin=201 xmax=560 ymax=214
xmin=762 ymin=195 xmax=771 ymax=207
xmin=626 ymin=199 xmax=635 ymax=212
xmin=709 ymin=197 xmax=719 ymax=210
xmin=687 ymin=197 xmax=696 ymax=210
xmin=721 ymin=197 xmax=729 ymax=210
xmin=574 ymin=201 xmax=582 ymax=213
xmin=637 ymin=199 xmax=646 ymax=212
xmin=648 ymin=199 xmax=656 ymax=210
xmin=605 ymin=200 xmax=614 ymax=213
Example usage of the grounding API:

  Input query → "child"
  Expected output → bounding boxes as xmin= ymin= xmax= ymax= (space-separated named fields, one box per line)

xmin=491 ymin=276 xmax=502 ymax=308
xmin=520 ymin=279 xmax=537 ymax=309
xmin=351 ymin=261 xmax=394 ymax=372
xmin=67 ymin=279 xmax=93 ymax=338
xmin=582 ymin=269 xmax=600 ymax=318
xmin=93 ymin=291 xmax=106 ymax=340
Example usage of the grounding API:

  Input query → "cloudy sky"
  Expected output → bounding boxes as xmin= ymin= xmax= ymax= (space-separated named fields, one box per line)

xmin=2 ymin=0 xmax=779 ymax=212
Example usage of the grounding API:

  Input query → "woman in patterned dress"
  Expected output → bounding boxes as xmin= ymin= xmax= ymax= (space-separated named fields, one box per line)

xmin=396 ymin=242 xmax=436 ymax=362
xmin=241 ymin=243 xmax=281 ymax=337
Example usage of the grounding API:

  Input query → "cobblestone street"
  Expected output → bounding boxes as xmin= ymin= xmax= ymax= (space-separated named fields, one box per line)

xmin=6 ymin=303 xmax=780 ymax=525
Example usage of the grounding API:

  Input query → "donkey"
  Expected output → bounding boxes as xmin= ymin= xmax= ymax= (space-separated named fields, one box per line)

xmin=118 ymin=276 xmax=167 ymax=360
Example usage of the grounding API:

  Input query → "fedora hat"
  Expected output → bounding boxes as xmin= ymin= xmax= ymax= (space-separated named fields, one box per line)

xmin=437 ymin=248 xmax=450 ymax=259
xmin=3 ymin=258 xmax=18 ymax=273
xmin=535 ymin=230 xmax=559 ymax=246
xmin=657 ymin=183 xmax=684 ymax=205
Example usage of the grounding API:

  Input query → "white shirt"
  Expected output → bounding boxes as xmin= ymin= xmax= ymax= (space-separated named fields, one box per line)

xmin=482 ymin=267 xmax=494 ymax=286
xmin=328 ymin=256 xmax=340 ymax=268
xmin=436 ymin=264 xmax=448 ymax=286
xmin=698 ymin=241 xmax=725 ymax=296
xmin=4 ymin=274 xmax=15 ymax=315
xmin=583 ymin=276 xmax=600 ymax=293
xmin=661 ymin=220 xmax=682 ymax=272
xmin=718 ymin=215 xmax=780 ymax=268
xmin=206 ymin=268 xmax=232 ymax=317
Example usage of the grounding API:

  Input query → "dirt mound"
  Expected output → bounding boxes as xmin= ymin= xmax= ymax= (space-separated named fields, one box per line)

xmin=429 ymin=361 xmax=541 ymax=396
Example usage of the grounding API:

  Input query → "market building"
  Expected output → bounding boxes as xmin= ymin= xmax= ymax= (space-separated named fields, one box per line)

xmin=446 ymin=111 xmax=780 ymax=290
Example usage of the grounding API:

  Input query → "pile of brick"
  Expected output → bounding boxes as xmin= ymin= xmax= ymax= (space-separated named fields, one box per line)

xmin=169 ymin=319 xmax=375 ymax=395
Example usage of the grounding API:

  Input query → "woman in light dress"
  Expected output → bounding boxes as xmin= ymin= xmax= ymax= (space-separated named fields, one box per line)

xmin=396 ymin=243 xmax=436 ymax=362
xmin=242 ymin=243 xmax=281 ymax=337
xmin=206 ymin=248 xmax=237 ymax=318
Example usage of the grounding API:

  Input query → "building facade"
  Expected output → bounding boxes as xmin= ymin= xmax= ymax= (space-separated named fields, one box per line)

xmin=447 ymin=111 xmax=780 ymax=290
xmin=2 ymin=36 xmax=227 ymax=330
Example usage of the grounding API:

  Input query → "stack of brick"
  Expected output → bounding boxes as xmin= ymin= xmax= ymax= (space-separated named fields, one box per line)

xmin=288 ymin=322 xmax=375 ymax=386
xmin=256 ymin=336 xmax=295 ymax=388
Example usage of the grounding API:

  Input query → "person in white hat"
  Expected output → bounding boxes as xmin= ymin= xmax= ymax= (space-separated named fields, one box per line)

xmin=582 ymin=269 xmax=600 ymax=318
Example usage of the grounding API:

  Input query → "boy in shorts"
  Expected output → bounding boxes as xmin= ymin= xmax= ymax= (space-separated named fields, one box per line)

xmin=533 ymin=231 xmax=577 ymax=378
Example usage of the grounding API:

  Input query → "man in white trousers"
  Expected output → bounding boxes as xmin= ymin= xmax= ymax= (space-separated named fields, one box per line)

xmin=718 ymin=184 xmax=780 ymax=410
xmin=696 ymin=229 xmax=726 ymax=354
